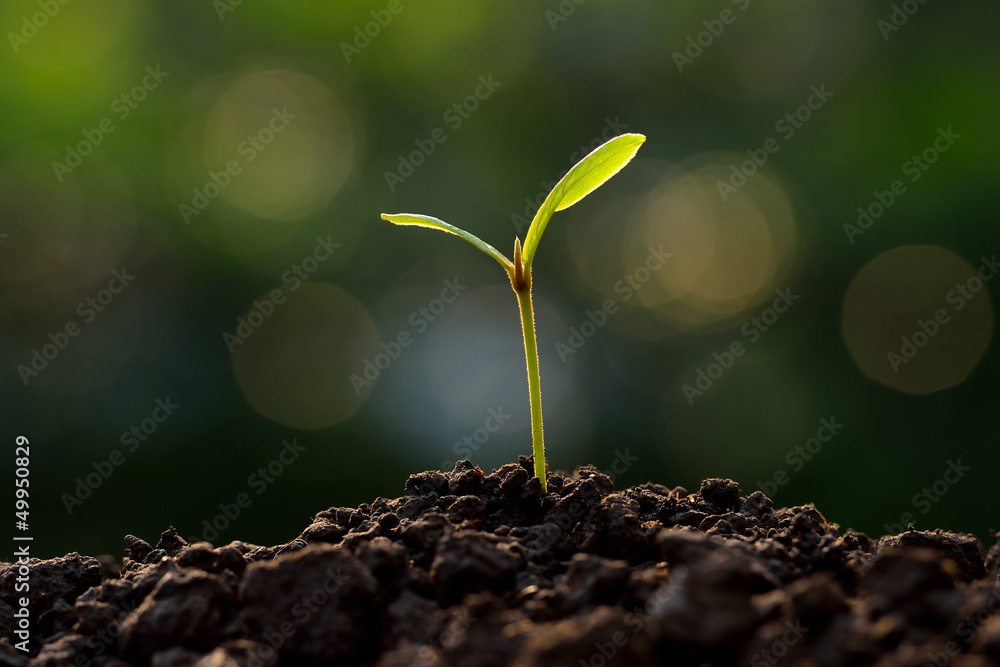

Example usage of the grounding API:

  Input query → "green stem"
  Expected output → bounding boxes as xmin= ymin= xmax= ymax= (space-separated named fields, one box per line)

xmin=515 ymin=281 xmax=546 ymax=493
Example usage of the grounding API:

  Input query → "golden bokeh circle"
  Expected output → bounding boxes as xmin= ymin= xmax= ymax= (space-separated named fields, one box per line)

xmin=842 ymin=246 xmax=993 ymax=394
xmin=232 ymin=283 xmax=378 ymax=430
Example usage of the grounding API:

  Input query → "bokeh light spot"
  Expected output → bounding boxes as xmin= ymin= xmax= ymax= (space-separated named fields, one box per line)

xmin=842 ymin=245 xmax=993 ymax=394
xmin=570 ymin=157 xmax=799 ymax=334
xmin=0 ymin=148 xmax=136 ymax=323
xmin=232 ymin=283 xmax=378 ymax=430
xmin=389 ymin=2 xmax=537 ymax=87
xmin=3 ymin=0 xmax=138 ymax=71
xmin=202 ymin=69 xmax=357 ymax=221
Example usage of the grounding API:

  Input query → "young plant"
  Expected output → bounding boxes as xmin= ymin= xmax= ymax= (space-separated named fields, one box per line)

xmin=381 ymin=133 xmax=645 ymax=493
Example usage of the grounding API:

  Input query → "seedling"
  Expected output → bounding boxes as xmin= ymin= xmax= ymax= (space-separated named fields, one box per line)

xmin=382 ymin=133 xmax=645 ymax=493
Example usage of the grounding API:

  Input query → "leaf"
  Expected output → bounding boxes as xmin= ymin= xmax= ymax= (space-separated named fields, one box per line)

xmin=381 ymin=213 xmax=513 ymax=272
xmin=522 ymin=133 xmax=645 ymax=267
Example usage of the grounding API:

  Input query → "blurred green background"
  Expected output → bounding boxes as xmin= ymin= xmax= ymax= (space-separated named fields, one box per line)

xmin=2 ymin=0 xmax=998 ymax=560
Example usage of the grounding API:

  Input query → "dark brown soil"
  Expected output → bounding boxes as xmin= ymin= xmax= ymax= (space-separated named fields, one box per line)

xmin=3 ymin=457 xmax=999 ymax=666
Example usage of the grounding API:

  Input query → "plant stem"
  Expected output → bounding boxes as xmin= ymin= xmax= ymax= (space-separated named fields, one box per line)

xmin=515 ymin=280 xmax=546 ymax=493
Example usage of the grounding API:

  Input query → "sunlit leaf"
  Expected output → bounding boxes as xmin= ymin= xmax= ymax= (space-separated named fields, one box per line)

xmin=381 ymin=213 xmax=512 ymax=272
xmin=522 ymin=133 xmax=645 ymax=267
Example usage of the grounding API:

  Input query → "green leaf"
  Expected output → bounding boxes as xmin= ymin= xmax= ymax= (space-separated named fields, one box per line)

xmin=522 ymin=133 xmax=645 ymax=267
xmin=381 ymin=213 xmax=513 ymax=272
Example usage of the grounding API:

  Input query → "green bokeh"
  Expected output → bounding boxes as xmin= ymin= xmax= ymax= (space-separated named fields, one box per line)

xmin=1 ymin=0 xmax=997 ymax=560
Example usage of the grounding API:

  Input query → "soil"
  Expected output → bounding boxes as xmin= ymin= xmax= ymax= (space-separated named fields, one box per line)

xmin=2 ymin=457 xmax=998 ymax=666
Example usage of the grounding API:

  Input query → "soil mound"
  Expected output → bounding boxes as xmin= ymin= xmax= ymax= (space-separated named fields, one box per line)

xmin=3 ymin=457 xmax=997 ymax=666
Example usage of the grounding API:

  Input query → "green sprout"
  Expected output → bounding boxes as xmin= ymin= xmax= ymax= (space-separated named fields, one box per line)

xmin=381 ymin=133 xmax=645 ymax=493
